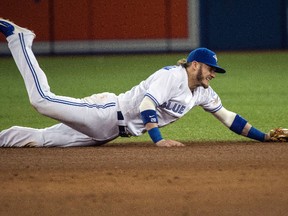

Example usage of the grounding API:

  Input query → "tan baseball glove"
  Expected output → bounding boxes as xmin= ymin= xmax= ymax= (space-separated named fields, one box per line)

xmin=269 ymin=128 xmax=288 ymax=142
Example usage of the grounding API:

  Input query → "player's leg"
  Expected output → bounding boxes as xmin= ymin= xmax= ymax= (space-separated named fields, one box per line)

xmin=0 ymin=126 xmax=44 ymax=147
xmin=0 ymin=123 xmax=105 ymax=147
xmin=41 ymin=123 xmax=111 ymax=147
xmin=0 ymin=19 xmax=119 ymax=140
xmin=1 ymin=20 xmax=87 ymax=122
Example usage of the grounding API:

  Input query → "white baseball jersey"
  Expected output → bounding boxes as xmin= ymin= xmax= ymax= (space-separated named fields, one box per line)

xmin=118 ymin=65 xmax=222 ymax=136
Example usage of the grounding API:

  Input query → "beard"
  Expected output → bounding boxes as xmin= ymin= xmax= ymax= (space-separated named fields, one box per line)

xmin=196 ymin=65 xmax=209 ymax=89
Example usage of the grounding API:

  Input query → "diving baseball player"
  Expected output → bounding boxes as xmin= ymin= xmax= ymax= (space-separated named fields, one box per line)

xmin=0 ymin=18 xmax=286 ymax=147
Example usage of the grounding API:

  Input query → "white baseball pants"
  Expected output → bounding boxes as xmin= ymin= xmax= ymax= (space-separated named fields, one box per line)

xmin=0 ymin=32 xmax=119 ymax=147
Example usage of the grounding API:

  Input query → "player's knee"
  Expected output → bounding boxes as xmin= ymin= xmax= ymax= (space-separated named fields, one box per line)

xmin=30 ymin=98 xmax=40 ymax=111
xmin=29 ymin=98 xmax=47 ymax=115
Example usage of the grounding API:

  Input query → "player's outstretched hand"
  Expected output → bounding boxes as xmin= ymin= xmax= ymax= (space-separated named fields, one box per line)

xmin=156 ymin=139 xmax=185 ymax=147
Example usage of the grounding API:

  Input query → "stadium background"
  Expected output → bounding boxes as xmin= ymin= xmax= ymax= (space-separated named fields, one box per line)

xmin=0 ymin=0 xmax=287 ymax=54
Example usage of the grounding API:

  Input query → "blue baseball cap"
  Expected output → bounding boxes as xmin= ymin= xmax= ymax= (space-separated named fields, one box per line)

xmin=186 ymin=48 xmax=226 ymax=73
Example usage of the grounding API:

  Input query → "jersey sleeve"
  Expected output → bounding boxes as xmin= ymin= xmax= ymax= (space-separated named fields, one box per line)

xmin=198 ymin=87 xmax=223 ymax=113
xmin=145 ymin=67 xmax=180 ymax=107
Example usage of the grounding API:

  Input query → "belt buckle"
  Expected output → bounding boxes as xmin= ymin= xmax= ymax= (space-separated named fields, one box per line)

xmin=119 ymin=126 xmax=130 ymax=137
xmin=117 ymin=111 xmax=130 ymax=137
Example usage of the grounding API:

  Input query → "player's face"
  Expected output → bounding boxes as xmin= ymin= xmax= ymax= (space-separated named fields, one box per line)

xmin=196 ymin=63 xmax=216 ymax=88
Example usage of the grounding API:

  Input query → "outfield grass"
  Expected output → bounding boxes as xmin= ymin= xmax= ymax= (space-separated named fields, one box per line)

xmin=0 ymin=51 xmax=287 ymax=143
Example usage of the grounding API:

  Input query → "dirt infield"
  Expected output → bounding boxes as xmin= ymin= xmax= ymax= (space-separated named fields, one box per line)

xmin=1 ymin=141 xmax=288 ymax=216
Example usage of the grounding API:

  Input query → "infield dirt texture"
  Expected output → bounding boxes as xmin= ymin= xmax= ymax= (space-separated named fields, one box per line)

xmin=1 ymin=141 xmax=288 ymax=216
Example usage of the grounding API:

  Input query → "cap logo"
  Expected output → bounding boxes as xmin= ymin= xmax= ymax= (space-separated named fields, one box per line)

xmin=213 ymin=55 xmax=218 ymax=62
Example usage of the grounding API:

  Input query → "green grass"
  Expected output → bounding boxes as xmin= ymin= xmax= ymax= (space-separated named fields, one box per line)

xmin=0 ymin=51 xmax=287 ymax=143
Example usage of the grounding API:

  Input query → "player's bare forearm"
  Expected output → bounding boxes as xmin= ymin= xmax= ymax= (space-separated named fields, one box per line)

xmin=145 ymin=122 xmax=158 ymax=131
xmin=242 ymin=123 xmax=270 ymax=141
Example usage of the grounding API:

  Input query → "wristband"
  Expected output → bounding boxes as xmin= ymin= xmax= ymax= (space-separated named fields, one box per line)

xmin=230 ymin=114 xmax=247 ymax=134
xmin=247 ymin=127 xmax=265 ymax=142
xmin=148 ymin=127 xmax=163 ymax=143
xmin=141 ymin=109 xmax=158 ymax=125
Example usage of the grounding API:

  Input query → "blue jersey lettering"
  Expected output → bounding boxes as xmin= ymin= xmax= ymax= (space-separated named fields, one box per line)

xmin=161 ymin=101 xmax=186 ymax=114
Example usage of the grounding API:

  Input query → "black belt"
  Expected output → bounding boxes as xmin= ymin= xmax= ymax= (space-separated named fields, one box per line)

xmin=117 ymin=111 xmax=130 ymax=137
